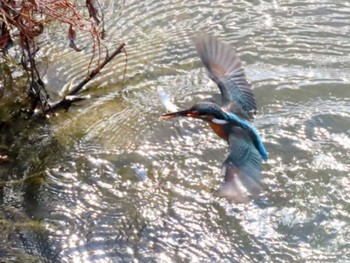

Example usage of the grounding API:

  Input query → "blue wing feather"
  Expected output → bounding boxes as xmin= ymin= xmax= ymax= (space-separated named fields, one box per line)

xmin=219 ymin=134 xmax=262 ymax=201
xmin=225 ymin=112 xmax=268 ymax=161
xmin=194 ymin=35 xmax=257 ymax=118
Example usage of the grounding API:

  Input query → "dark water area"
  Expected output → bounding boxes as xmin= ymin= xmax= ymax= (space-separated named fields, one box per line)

xmin=1 ymin=0 xmax=350 ymax=262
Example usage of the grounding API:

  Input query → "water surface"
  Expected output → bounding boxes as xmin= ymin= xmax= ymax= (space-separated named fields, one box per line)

xmin=1 ymin=0 xmax=350 ymax=262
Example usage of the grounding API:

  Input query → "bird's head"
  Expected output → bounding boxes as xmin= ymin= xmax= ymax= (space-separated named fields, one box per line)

xmin=161 ymin=102 xmax=228 ymax=124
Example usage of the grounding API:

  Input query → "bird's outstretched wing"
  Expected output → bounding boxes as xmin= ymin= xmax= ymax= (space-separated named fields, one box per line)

xmin=218 ymin=130 xmax=262 ymax=202
xmin=194 ymin=35 xmax=256 ymax=118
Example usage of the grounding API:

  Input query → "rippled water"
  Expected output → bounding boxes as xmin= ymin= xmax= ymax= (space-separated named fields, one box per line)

xmin=1 ymin=0 xmax=350 ymax=262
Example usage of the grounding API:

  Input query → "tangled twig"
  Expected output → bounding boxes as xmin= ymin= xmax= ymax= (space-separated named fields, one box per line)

xmin=0 ymin=0 xmax=115 ymax=116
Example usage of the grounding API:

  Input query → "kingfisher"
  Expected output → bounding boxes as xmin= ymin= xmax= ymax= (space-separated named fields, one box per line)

xmin=161 ymin=35 xmax=268 ymax=202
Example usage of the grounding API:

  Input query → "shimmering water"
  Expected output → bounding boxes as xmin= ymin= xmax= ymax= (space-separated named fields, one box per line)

xmin=1 ymin=0 xmax=350 ymax=262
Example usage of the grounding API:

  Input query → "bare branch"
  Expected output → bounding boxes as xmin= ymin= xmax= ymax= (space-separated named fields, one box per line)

xmin=39 ymin=42 xmax=126 ymax=116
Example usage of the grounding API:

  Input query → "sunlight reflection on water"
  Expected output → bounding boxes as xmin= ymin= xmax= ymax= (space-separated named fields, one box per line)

xmin=1 ymin=0 xmax=350 ymax=262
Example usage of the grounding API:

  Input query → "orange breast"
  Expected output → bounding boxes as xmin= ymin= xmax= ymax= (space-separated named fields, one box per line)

xmin=208 ymin=123 xmax=228 ymax=141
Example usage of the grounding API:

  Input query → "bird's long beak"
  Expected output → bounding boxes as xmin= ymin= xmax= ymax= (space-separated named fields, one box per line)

xmin=161 ymin=109 xmax=200 ymax=119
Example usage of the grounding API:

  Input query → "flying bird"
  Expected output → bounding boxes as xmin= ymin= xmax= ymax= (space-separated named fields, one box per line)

xmin=161 ymin=36 xmax=267 ymax=202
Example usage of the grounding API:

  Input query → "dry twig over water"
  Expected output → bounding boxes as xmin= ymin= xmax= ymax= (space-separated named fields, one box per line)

xmin=0 ymin=0 xmax=124 ymax=116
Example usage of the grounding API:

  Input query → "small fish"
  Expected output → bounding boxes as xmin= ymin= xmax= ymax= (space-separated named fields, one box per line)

xmin=158 ymin=87 xmax=179 ymax=112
